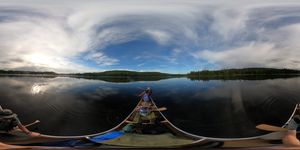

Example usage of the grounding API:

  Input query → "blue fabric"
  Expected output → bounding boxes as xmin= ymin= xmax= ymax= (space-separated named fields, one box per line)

xmin=142 ymin=94 xmax=150 ymax=102
xmin=139 ymin=107 xmax=149 ymax=116
xmin=88 ymin=131 xmax=124 ymax=143
xmin=33 ymin=140 xmax=81 ymax=147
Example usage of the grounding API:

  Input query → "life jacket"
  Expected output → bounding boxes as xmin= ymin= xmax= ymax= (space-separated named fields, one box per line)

xmin=0 ymin=109 xmax=18 ymax=132
xmin=142 ymin=93 xmax=150 ymax=102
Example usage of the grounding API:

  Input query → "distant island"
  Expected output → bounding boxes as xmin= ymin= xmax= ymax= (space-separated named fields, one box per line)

xmin=70 ymin=70 xmax=184 ymax=82
xmin=187 ymin=68 xmax=300 ymax=80
xmin=72 ymin=70 xmax=183 ymax=77
xmin=0 ymin=68 xmax=299 ymax=81
xmin=0 ymin=70 xmax=180 ymax=76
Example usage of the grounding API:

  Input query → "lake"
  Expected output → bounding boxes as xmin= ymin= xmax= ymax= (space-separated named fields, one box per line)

xmin=0 ymin=76 xmax=299 ymax=138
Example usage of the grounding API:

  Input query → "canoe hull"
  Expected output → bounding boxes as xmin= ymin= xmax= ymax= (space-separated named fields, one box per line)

xmin=1 ymin=100 xmax=299 ymax=149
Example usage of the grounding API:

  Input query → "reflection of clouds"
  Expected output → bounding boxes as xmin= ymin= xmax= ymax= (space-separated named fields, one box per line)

xmin=36 ymin=77 xmax=101 ymax=93
xmin=31 ymin=83 xmax=47 ymax=95
xmin=83 ymin=87 xmax=118 ymax=100
xmin=2 ymin=77 xmax=104 ymax=95
xmin=191 ymin=81 xmax=233 ymax=101
xmin=0 ymin=76 xmax=121 ymax=135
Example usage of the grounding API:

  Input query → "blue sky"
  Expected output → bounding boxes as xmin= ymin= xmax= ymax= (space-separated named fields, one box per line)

xmin=0 ymin=0 xmax=300 ymax=73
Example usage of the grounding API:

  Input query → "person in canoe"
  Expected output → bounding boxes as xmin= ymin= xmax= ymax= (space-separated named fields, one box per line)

xmin=139 ymin=87 xmax=152 ymax=103
xmin=0 ymin=105 xmax=40 ymax=137
xmin=133 ymin=88 xmax=157 ymax=124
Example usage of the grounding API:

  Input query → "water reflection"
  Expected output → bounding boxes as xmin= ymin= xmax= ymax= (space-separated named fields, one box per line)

xmin=31 ymin=83 xmax=46 ymax=95
xmin=0 ymin=76 xmax=299 ymax=138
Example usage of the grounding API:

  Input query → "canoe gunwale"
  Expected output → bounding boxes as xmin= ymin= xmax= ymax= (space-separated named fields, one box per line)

xmin=150 ymin=99 xmax=300 ymax=141
xmin=36 ymin=101 xmax=300 ymax=141
xmin=3 ymin=98 xmax=299 ymax=148
xmin=39 ymin=100 xmax=144 ymax=139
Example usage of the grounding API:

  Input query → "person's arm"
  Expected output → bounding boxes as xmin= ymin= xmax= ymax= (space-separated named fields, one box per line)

xmin=17 ymin=124 xmax=32 ymax=135
xmin=12 ymin=115 xmax=40 ymax=137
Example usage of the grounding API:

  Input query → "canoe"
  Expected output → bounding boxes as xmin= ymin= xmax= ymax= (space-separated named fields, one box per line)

xmin=0 ymin=98 xmax=299 ymax=148
xmin=85 ymin=98 xmax=223 ymax=148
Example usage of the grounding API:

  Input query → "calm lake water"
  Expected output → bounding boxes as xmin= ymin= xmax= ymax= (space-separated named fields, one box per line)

xmin=0 ymin=76 xmax=300 ymax=138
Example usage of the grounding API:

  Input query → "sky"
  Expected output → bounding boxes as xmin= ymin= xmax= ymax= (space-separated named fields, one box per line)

xmin=0 ymin=0 xmax=300 ymax=73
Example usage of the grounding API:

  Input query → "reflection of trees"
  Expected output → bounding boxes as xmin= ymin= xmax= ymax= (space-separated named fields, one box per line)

xmin=72 ymin=76 xmax=176 ymax=83
xmin=71 ymin=70 xmax=184 ymax=82
xmin=0 ymin=74 xmax=57 ymax=78
xmin=188 ymin=74 xmax=300 ymax=81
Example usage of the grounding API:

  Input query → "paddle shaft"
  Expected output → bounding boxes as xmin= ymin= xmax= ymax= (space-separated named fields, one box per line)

xmin=0 ymin=120 xmax=40 ymax=134
xmin=153 ymin=107 xmax=167 ymax=112
xmin=136 ymin=107 xmax=167 ymax=112
xmin=24 ymin=120 xmax=40 ymax=128
xmin=14 ymin=120 xmax=40 ymax=131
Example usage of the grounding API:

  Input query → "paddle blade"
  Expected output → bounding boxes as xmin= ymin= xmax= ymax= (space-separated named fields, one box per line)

xmin=256 ymin=124 xmax=288 ymax=132
xmin=155 ymin=107 xmax=167 ymax=112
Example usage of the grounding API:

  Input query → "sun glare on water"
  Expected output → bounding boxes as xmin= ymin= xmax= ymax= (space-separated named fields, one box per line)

xmin=31 ymin=83 xmax=46 ymax=95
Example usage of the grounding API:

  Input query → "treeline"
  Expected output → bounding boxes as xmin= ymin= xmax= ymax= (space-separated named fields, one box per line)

xmin=188 ymin=68 xmax=300 ymax=80
xmin=1 ymin=68 xmax=299 ymax=80
xmin=0 ymin=70 xmax=57 ymax=75
xmin=73 ymin=76 xmax=171 ymax=83
xmin=0 ymin=69 xmax=183 ymax=77
xmin=74 ymin=70 xmax=183 ymax=77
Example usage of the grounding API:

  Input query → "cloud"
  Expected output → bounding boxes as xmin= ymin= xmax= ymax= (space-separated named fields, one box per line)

xmin=0 ymin=8 xmax=94 ymax=72
xmin=145 ymin=30 xmax=171 ymax=45
xmin=84 ymin=52 xmax=118 ymax=66
xmin=193 ymin=42 xmax=300 ymax=69
xmin=0 ymin=0 xmax=300 ymax=72
xmin=191 ymin=3 xmax=300 ymax=70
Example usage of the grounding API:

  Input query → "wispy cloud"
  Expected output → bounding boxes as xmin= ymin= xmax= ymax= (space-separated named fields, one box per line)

xmin=84 ymin=52 xmax=118 ymax=66
xmin=145 ymin=30 xmax=171 ymax=45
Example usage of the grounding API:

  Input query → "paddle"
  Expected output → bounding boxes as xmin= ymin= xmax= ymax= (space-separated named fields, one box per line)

xmin=24 ymin=120 xmax=40 ymax=128
xmin=153 ymin=107 xmax=167 ymax=112
xmin=256 ymin=124 xmax=288 ymax=132
xmin=11 ymin=120 xmax=40 ymax=133
xmin=136 ymin=107 xmax=167 ymax=112
xmin=0 ymin=120 xmax=40 ymax=134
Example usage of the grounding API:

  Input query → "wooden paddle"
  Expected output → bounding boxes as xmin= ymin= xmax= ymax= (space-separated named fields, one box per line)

xmin=136 ymin=107 xmax=167 ymax=112
xmin=11 ymin=120 xmax=40 ymax=133
xmin=153 ymin=107 xmax=167 ymax=112
xmin=256 ymin=124 xmax=288 ymax=132
xmin=0 ymin=120 xmax=40 ymax=134
xmin=24 ymin=120 xmax=40 ymax=128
